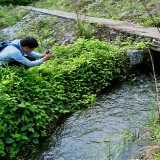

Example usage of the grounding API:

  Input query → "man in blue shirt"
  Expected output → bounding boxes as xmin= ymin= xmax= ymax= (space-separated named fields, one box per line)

xmin=0 ymin=36 xmax=52 ymax=67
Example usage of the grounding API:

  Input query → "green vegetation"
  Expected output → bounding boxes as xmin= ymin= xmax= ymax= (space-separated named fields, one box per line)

xmin=0 ymin=37 xmax=143 ymax=159
xmin=35 ymin=0 xmax=160 ymax=27
xmin=0 ymin=0 xmax=157 ymax=159
xmin=76 ymin=20 xmax=93 ymax=39
xmin=142 ymin=104 xmax=160 ymax=160
xmin=0 ymin=6 xmax=29 ymax=30
xmin=148 ymin=105 xmax=159 ymax=140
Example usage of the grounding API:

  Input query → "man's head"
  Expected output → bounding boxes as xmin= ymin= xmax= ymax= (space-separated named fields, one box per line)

xmin=20 ymin=37 xmax=38 ymax=53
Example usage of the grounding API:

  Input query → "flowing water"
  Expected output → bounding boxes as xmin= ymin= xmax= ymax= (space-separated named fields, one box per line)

xmin=34 ymin=74 xmax=157 ymax=160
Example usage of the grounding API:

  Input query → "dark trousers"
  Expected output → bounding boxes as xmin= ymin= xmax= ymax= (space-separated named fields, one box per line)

xmin=8 ymin=57 xmax=36 ymax=68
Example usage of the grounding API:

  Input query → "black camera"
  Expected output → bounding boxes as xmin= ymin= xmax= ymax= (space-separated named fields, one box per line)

xmin=46 ymin=50 xmax=51 ymax=54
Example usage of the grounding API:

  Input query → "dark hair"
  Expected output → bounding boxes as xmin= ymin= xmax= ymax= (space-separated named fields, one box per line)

xmin=20 ymin=37 xmax=38 ymax=48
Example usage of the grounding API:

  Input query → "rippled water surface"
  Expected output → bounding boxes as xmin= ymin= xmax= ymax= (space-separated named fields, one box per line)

xmin=34 ymin=74 xmax=157 ymax=160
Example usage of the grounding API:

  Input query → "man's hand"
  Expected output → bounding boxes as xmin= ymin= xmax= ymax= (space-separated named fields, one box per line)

xmin=42 ymin=50 xmax=51 ymax=57
xmin=42 ymin=52 xmax=52 ymax=61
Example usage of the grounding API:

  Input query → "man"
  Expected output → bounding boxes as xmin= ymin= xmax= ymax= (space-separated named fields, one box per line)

xmin=0 ymin=36 xmax=52 ymax=67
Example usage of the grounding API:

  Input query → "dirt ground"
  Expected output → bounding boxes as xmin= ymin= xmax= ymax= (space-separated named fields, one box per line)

xmin=128 ymin=144 xmax=160 ymax=160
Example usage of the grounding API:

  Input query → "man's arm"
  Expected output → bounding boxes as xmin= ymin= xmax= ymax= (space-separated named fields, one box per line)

xmin=27 ymin=51 xmax=42 ymax=58
xmin=10 ymin=51 xmax=44 ymax=67
xmin=27 ymin=50 xmax=52 ymax=58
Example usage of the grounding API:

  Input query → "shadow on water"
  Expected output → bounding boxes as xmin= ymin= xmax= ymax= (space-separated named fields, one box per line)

xmin=29 ymin=73 xmax=159 ymax=160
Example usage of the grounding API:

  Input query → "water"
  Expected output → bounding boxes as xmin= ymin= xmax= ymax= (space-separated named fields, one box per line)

xmin=34 ymin=74 xmax=157 ymax=160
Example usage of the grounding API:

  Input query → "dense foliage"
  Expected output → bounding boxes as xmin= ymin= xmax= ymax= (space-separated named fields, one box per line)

xmin=0 ymin=38 xmax=131 ymax=159
xmin=0 ymin=0 xmax=37 ymax=5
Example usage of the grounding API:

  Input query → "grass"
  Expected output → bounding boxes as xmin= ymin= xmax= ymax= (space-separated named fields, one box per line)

xmin=0 ymin=6 xmax=29 ymax=30
xmin=146 ymin=104 xmax=160 ymax=160
xmin=1 ymin=0 xmax=160 ymax=27
xmin=34 ymin=0 xmax=160 ymax=27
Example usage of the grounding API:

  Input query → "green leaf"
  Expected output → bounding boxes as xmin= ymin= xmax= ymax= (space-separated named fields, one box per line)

xmin=5 ymin=138 xmax=15 ymax=144
xmin=13 ymin=134 xmax=21 ymax=138
xmin=0 ymin=139 xmax=5 ymax=147
xmin=28 ymin=127 xmax=34 ymax=133
xmin=12 ymin=142 xmax=17 ymax=147
xmin=33 ymin=133 xmax=40 ymax=138
xmin=27 ymin=123 xmax=35 ymax=127
xmin=32 ymin=138 xmax=39 ymax=144
xmin=21 ymin=136 xmax=28 ymax=140
xmin=21 ymin=126 xmax=28 ymax=131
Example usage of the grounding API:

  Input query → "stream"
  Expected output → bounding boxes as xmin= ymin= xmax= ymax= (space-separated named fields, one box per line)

xmin=32 ymin=74 xmax=157 ymax=160
xmin=1 ymin=7 xmax=159 ymax=160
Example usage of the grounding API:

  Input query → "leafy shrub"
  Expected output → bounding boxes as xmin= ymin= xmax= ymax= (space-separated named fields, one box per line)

xmin=134 ymin=41 xmax=148 ymax=50
xmin=0 ymin=67 xmax=51 ymax=159
xmin=0 ymin=38 xmax=131 ymax=159
xmin=137 ymin=13 xmax=160 ymax=27
xmin=76 ymin=20 xmax=93 ymax=39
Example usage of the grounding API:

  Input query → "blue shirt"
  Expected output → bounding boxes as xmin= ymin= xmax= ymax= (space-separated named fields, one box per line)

xmin=0 ymin=40 xmax=44 ymax=67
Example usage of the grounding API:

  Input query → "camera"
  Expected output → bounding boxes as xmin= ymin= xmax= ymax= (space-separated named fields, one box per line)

xmin=46 ymin=50 xmax=51 ymax=54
